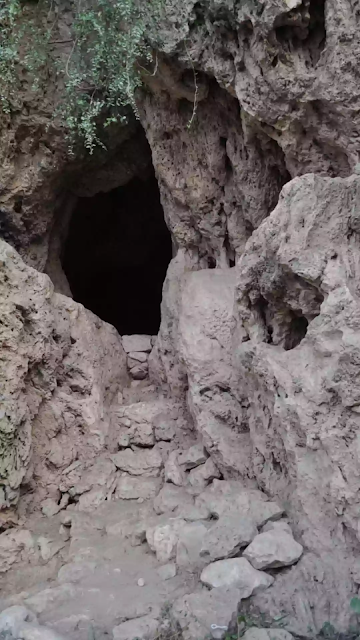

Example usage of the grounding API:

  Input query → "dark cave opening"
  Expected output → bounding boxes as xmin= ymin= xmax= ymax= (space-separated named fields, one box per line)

xmin=62 ymin=171 xmax=172 ymax=336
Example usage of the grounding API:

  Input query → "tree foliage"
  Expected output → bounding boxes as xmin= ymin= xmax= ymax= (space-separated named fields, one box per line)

xmin=0 ymin=0 xmax=161 ymax=152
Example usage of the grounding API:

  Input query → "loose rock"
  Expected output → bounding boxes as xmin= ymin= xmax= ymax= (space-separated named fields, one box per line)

xmin=200 ymin=514 xmax=258 ymax=561
xmin=178 ymin=444 xmax=209 ymax=470
xmin=122 ymin=335 xmax=152 ymax=353
xmin=243 ymin=530 xmax=303 ymax=569
xmin=200 ymin=558 xmax=273 ymax=595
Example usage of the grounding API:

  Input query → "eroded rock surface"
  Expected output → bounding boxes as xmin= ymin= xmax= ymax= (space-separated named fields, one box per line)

xmin=2 ymin=0 xmax=360 ymax=636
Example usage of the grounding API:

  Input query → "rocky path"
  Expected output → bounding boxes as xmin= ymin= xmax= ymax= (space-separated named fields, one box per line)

xmin=0 ymin=373 xmax=303 ymax=640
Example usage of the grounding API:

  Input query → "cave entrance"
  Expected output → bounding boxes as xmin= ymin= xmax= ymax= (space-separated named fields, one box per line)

xmin=62 ymin=170 xmax=172 ymax=336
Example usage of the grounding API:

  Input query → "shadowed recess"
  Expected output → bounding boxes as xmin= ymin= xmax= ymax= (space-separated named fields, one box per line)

xmin=62 ymin=172 xmax=172 ymax=335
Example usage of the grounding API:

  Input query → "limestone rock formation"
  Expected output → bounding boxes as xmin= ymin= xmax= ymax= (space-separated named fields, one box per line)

xmin=2 ymin=0 xmax=360 ymax=635
xmin=0 ymin=239 xmax=128 ymax=513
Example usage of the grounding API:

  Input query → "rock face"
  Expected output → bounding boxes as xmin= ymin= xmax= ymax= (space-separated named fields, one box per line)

xmin=3 ymin=0 xmax=360 ymax=635
xmin=0 ymin=238 xmax=128 ymax=511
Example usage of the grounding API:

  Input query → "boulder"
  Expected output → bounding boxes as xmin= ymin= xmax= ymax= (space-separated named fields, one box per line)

xmin=243 ymin=531 xmax=303 ymax=569
xmin=200 ymin=558 xmax=273 ymax=596
xmin=200 ymin=515 xmax=258 ymax=561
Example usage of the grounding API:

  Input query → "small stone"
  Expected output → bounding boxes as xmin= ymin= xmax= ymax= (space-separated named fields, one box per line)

xmin=137 ymin=577 xmax=145 ymax=587
xmin=157 ymin=563 xmax=177 ymax=580
xmin=178 ymin=444 xmax=209 ymax=470
xmin=122 ymin=335 xmax=152 ymax=353
xmin=200 ymin=514 xmax=258 ymax=561
xmin=243 ymin=530 xmax=303 ymax=569
xmin=200 ymin=558 xmax=273 ymax=596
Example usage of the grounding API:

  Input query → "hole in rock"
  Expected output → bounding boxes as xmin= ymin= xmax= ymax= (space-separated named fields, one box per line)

xmin=62 ymin=171 xmax=172 ymax=335
xmin=275 ymin=0 xmax=326 ymax=63
xmin=284 ymin=313 xmax=309 ymax=351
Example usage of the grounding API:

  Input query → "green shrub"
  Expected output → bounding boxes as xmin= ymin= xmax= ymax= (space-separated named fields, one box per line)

xmin=0 ymin=0 xmax=162 ymax=152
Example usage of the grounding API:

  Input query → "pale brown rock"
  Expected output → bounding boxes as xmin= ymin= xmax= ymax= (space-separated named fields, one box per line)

xmin=200 ymin=558 xmax=273 ymax=594
xmin=113 ymin=447 xmax=163 ymax=477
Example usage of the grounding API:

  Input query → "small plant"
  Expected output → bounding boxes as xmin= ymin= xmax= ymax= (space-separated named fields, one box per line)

xmin=224 ymin=612 xmax=289 ymax=640
xmin=350 ymin=597 xmax=360 ymax=615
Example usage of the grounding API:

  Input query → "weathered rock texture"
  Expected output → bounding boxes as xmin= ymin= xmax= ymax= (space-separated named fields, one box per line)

xmin=2 ymin=0 xmax=360 ymax=636
xmin=0 ymin=238 xmax=128 ymax=512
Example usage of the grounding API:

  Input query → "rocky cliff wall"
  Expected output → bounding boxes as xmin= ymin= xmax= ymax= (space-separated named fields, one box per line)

xmin=1 ymin=0 xmax=360 ymax=632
